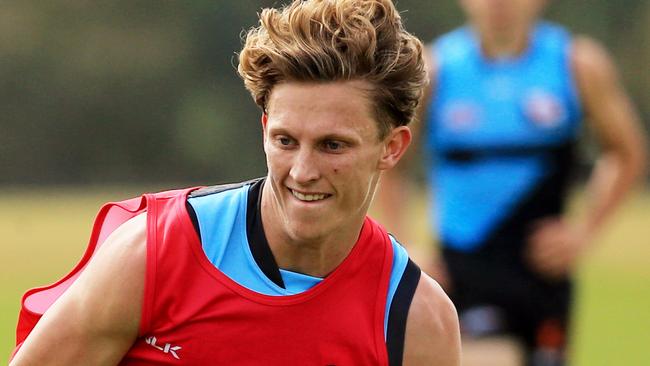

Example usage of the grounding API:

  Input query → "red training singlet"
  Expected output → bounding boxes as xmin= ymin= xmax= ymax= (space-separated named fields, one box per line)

xmin=14 ymin=188 xmax=394 ymax=365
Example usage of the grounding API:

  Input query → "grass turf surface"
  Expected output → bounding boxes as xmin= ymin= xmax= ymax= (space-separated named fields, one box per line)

xmin=1 ymin=188 xmax=649 ymax=364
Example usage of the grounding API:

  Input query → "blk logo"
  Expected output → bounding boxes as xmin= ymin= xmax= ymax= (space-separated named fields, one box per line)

xmin=145 ymin=336 xmax=182 ymax=360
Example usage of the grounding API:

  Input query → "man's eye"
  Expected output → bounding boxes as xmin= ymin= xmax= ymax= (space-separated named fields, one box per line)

xmin=324 ymin=141 xmax=343 ymax=151
xmin=279 ymin=137 xmax=292 ymax=146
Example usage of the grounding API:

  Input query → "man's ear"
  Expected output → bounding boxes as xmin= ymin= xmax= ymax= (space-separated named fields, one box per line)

xmin=261 ymin=113 xmax=268 ymax=128
xmin=377 ymin=126 xmax=412 ymax=170
xmin=261 ymin=113 xmax=268 ymax=143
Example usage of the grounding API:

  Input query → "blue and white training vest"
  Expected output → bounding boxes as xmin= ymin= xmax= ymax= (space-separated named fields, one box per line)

xmin=426 ymin=22 xmax=582 ymax=251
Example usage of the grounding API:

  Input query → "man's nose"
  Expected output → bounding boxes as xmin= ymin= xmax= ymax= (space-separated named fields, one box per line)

xmin=290 ymin=148 xmax=320 ymax=184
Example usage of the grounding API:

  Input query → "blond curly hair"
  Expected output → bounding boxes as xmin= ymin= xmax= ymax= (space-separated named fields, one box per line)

xmin=238 ymin=0 xmax=426 ymax=138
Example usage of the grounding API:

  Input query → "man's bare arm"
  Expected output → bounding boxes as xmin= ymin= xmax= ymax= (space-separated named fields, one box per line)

xmin=10 ymin=213 xmax=147 ymax=366
xmin=572 ymin=35 xmax=647 ymax=232
xmin=402 ymin=273 xmax=461 ymax=366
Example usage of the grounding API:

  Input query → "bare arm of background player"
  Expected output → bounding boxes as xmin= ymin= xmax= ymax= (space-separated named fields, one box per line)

xmin=10 ymin=213 xmax=146 ymax=366
xmin=526 ymin=36 xmax=648 ymax=279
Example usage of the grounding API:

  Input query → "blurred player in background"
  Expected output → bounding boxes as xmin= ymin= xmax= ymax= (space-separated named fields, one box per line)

xmin=10 ymin=0 xmax=460 ymax=365
xmin=379 ymin=0 xmax=647 ymax=365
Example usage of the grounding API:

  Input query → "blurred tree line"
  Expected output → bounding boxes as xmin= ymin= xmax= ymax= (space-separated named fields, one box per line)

xmin=1 ymin=0 xmax=648 ymax=186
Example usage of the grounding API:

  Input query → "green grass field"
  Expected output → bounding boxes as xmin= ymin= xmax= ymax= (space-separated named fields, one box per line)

xmin=1 ymin=188 xmax=649 ymax=364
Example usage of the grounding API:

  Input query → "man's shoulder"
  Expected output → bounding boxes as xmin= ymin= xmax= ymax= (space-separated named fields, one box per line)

xmin=408 ymin=273 xmax=458 ymax=335
xmin=570 ymin=35 xmax=613 ymax=76
xmin=403 ymin=273 xmax=461 ymax=365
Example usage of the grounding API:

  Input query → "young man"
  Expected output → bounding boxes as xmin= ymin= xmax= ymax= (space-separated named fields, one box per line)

xmin=10 ymin=1 xmax=460 ymax=365
xmin=380 ymin=0 xmax=647 ymax=365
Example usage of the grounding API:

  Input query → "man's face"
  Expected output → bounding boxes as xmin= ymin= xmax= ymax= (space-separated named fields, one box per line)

xmin=262 ymin=81 xmax=399 ymax=242
xmin=460 ymin=0 xmax=546 ymax=33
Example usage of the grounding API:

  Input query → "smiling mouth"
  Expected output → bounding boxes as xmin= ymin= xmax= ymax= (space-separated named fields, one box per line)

xmin=290 ymin=189 xmax=331 ymax=202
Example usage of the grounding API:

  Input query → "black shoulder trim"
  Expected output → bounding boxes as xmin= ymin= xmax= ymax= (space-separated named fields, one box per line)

xmin=246 ymin=178 xmax=285 ymax=288
xmin=186 ymin=201 xmax=200 ymax=238
xmin=387 ymin=259 xmax=421 ymax=366
xmin=189 ymin=177 xmax=265 ymax=198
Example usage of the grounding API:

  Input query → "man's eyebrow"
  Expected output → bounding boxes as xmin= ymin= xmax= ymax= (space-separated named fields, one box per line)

xmin=317 ymin=133 xmax=363 ymax=146
xmin=319 ymin=133 xmax=352 ymax=141
xmin=267 ymin=126 xmax=292 ymax=135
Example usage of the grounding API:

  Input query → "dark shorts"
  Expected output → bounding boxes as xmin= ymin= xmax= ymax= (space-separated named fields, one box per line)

xmin=442 ymin=246 xmax=572 ymax=362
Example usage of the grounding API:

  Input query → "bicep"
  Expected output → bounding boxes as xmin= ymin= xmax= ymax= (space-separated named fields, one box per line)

xmin=10 ymin=213 xmax=147 ymax=366
xmin=402 ymin=273 xmax=461 ymax=366
xmin=572 ymin=36 xmax=646 ymax=154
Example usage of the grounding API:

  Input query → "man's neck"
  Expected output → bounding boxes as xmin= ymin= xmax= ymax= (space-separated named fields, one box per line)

xmin=269 ymin=231 xmax=360 ymax=278
xmin=477 ymin=24 xmax=532 ymax=59
xmin=264 ymin=215 xmax=364 ymax=278
xmin=260 ymin=185 xmax=365 ymax=278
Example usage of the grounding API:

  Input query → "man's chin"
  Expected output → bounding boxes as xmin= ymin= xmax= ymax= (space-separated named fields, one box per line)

xmin=285 ymin=220 xmax=330 ymax=242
